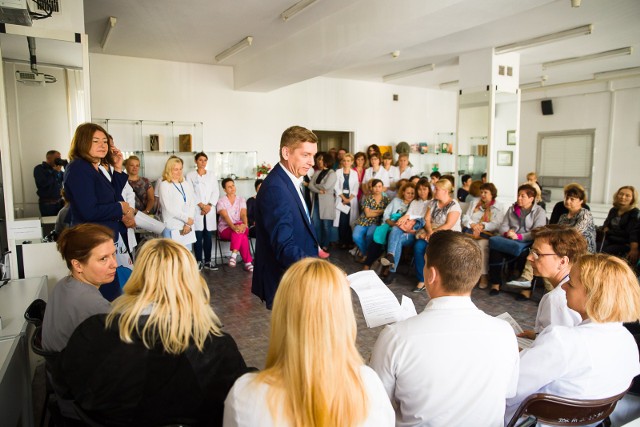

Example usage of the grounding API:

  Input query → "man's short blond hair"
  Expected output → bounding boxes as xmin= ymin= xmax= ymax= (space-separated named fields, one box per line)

xmin=280 ymin=126 xmax=318 ymax=161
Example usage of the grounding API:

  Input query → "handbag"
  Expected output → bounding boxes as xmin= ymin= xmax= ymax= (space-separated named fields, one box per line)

xmin=373 ymin=223 xmax=391 ymax=245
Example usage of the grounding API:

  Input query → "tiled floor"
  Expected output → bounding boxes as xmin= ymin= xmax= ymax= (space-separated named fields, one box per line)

xmin=206 ymin=247 xmax=541 ymax=369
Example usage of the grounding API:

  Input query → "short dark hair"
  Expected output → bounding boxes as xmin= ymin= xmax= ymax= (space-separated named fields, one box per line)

xmin=322 ymin=152 xmax=335 ymax=166
xmin=430 ymin=171 xmax=441 ymax=179
xmin=518 ymin=183 xmax=537 ymax=200
xmin=194 ymin=152 xmax=208 ymax=161
xmin=46 ymin=150 xmax=60 ymax=157
xmin=57 ymin=224 xmax=114 ymax=270
xmin=564 ymin=183 xmax=587 ymax=204
xmin=254 ymin=179 xmax=264 ymax=190
xmin=426 ymin=231 xmax=481 ymax=293
xmin=461 ymin=174 xmax=472 ymax=185
xmin=481 ymin=172 xmax=487 ymax=179
xmin=479 ymin=182 xmax=498 ymax=199
xmin=221 ymin=177 xmax=234 ymax=189
xmin=368 ymin=178 xmax=383 ymax=189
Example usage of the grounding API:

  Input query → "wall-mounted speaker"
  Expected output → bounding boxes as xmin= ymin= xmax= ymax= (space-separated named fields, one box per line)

xmin=541 ymin=99 xmax=554 ymax=115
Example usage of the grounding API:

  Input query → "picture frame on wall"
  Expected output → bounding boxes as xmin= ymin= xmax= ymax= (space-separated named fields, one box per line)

xmin=507 ymin=130 xmax=516 ymax=146
xmin=497 ymin=150 xmax=513 ymax=166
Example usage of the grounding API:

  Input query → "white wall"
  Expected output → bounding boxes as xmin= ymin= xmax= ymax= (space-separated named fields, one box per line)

xmin=519 ymin=77 xmax=640 ymax=204
xmin=88 ymin=54 xmax=457 ymax=183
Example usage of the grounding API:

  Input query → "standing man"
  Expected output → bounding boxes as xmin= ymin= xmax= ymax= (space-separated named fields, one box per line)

xmin=332 ymin=147 xmax=346 ymax=170
xmin=34 ymin=150 xmax=65 ymax=216
xmin=252 ymin=126 xmax=319 ymax=309
xmin=370 ymin=231 xmax=519 ymax=426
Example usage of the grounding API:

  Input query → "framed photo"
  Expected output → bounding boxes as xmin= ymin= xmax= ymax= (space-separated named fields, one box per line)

xmin=507 ymin=130 xmax=516 ymax=146
xmin=497 ymin=150 xmax=513 ymax=166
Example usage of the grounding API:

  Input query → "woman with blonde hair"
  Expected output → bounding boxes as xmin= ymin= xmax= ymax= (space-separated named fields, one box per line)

xmin=506 ymin=253 xmax=640 ymax=421
xmin=57 ymin=238 xmax=249 ymax=426
xmin=158 ymin=156 xmax=196 ymax=247
xmin=224 ymin=258 xmax=394 ymax=427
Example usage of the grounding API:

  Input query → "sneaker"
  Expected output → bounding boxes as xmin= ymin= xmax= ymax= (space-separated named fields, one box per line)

xmin=506 ymin=278 xmax=532 ymax=288
xmin=197 ymin=261 xmax=204 ymax=271
xmin=204 ymin=261 xmax=219 ymax=271
xmin=380 ymin=253 xmax=395 ymax=268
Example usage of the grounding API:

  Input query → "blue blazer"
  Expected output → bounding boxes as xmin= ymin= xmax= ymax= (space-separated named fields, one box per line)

xmin=251 ymin=163 xmax=318 ymax=309
xmin=63 ymin=158 xmax=129 ymax=240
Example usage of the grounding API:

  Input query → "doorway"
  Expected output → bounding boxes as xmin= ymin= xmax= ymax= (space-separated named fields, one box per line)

xmin=313 ymin=130 xmax=354 ymax=154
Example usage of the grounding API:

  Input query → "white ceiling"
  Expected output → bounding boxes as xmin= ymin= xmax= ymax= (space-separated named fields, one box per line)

xmin=32 ymin=0 xmax=640 ymax=91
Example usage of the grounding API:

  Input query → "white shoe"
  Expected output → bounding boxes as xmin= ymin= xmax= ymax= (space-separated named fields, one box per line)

xmin=506 ymin=279 xmax=531 ymax=288
xmin=348 ymin=247 xmax=358 ymax=256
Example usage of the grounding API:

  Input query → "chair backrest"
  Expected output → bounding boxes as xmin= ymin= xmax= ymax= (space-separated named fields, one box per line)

xmin=506 ymin=389 xmax=629 ymax=427
xmin=24 ymin=298 xmax=47 ymax=327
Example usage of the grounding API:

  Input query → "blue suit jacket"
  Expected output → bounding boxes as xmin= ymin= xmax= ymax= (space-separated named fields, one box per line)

xmin=251 ymin=163 xmax=318 ymax=308
xmin=63 ymin=158 xmax=128 ymax=240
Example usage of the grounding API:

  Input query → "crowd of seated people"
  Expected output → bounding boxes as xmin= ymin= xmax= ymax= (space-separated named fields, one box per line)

xmin=45 ymin=124 xmax=640 ymax=426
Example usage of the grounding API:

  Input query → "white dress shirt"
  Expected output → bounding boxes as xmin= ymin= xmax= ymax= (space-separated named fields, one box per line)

xmin=280 ymin=161 xmax=309 ymax=221
xmin=186 ymin=170 xmax=220 ymax=231
xmin=363 ymin=167 xmax=390 ymax=188
xmin=223 ymin=366 xmax=395 ymax=427
xmin=534 ymin=276 xmax=581 ymax=333
xmin=370 ymin=296 xmax=519 ymax=427
xmin=505 ymin=321 xmax=640 ymax=423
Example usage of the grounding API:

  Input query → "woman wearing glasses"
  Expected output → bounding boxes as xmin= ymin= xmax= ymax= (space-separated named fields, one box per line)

xmin=516 ymin=226 xmax=588 ymax=341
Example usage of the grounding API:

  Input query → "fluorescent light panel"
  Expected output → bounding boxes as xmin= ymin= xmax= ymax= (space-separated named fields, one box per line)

xmin=543 ymin=47 xmax=632 ymax=69
xmin=101 ymin=16 xmax=117 ymax=51
xmin=281 ymin=0 xmax=318 ymax=21
xmin=383 ymin=64 xmax=435 ymax=82
xmin=594 ymin=66 xmax=640 ymax=80
xmin=439 ymin=80 xmax=459 ymax=90
xmin=215 ymin=36 xmax=253 ymax=63
xmin=495 ymin=24 xmax=593 ymax=54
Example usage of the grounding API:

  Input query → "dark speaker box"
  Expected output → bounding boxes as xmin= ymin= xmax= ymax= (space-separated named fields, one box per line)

xmin=541 ymin=99 xmax=554 ymax=115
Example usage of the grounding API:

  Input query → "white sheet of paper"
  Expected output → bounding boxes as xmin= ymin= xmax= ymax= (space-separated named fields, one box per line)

xmin=399 ymin=295 xmax=417 ymax=321
xmin=170 ymin=229 xmax=196 ymax=245
xmin=497 ymin=312 xmax=534 ymax=350
xmin=134 ymin=211 xmax=165 ymax=234
xmin=348 ymin=270 xmax=416 ymax=328
xmin=336 ymin=200 xmax=351 ymax=214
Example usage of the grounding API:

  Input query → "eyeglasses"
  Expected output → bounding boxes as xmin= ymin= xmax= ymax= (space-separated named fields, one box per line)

xmin=529 ymin=248 xmax=557 ymax=260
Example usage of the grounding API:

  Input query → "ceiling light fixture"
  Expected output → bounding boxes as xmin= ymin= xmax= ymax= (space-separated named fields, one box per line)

xmin=439 ymin=80 xmax=459 ymax=90
xmin=281 ymin=0 xmax=318 ymax=21
xmin=383 ymin=64 xmax=435 ymax=82
xmin=543 ymin=47 xmax=632 ymax=69
xmin=215 ymin=36 xmax=253 ymax=63
xmin=594 ymin=66 xmax=640 ymax=80
xmin=495 ymin=24 xmax=593 ymax=54
xmin=520 ymin=75 xmax=548 ymax=90
xmin=100 ymin=16 xmax=117 ymax=51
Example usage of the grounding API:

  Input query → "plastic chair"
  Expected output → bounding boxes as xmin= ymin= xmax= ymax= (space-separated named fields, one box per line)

xmin=506 ymin=389 xmax=629 ymax=427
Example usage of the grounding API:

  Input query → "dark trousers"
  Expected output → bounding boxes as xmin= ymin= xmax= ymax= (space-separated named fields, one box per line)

xmin=194 ymin=220 xmax=213 ymax=263
xmin=338 ymin=212 xmax=353 ymax=245
xmin=39 ymin=200 xmax=62 ymax=217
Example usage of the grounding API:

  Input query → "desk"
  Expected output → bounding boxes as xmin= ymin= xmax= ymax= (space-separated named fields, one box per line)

xmin=0 ymin=276 xmax=47 ymax=427
xmin=0 ymin=276 xmax=48 ymax=341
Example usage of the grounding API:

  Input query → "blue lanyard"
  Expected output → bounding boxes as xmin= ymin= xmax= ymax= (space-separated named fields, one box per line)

xmin=173 ymin=182 xmax=186 ymax=202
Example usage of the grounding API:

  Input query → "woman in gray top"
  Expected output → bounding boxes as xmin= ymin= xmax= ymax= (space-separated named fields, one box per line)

xmin=42 ymin=223 xmax=115 ymax=352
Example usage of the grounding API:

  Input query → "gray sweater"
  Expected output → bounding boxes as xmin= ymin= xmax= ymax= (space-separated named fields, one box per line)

xmin=42 ymin=275 xmax=111 ymax=352
xmin=498 ymin=204 xmax=547 ymax=241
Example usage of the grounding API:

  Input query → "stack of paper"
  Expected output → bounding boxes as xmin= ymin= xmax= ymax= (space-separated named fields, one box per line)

xmin=348 ymin=270 xmax=417 ymax=328
xmin=497 ymin=312 xmax=534 ymax=350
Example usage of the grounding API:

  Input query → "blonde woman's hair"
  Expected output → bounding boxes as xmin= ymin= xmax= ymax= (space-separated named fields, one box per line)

xmin=575 ymin=253 xmax=640 ymax=323
xmin=106 ymin=239 xmax=222 ymax=354
xmin=342 ymin=152 xmax=354 ymax=163
xmin=257 ymin=258 xmax=368 ymax=427
xmin=434 ymin=178 xmax=453 ymax=194
xmin=162 ymin=157 xmax=184 ymax=182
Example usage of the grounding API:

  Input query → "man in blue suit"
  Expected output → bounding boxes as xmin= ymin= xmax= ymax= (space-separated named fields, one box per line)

xmin=252 ymin=126 xmax=320 ymax=309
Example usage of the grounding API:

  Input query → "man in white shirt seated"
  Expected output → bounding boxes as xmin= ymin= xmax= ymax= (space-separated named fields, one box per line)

xmin=370 ymin=230 xmax=520 ymax=427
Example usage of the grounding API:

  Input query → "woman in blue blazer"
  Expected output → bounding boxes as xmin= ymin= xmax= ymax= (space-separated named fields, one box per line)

xmin=63 ymin=123 xmax=134 ymax=300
